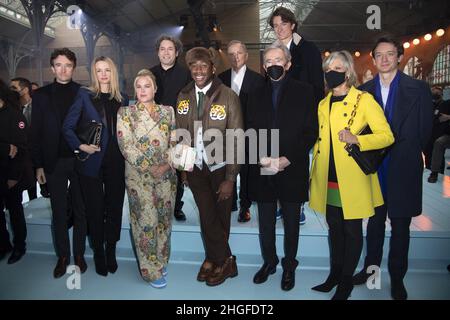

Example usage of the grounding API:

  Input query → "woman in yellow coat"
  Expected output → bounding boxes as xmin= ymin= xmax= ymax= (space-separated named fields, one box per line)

xmin=309 ymin=51 xmax=394 ymax=300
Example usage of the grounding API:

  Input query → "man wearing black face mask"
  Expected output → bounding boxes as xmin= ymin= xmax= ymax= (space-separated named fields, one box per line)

xmin=245 ymin=43 xmax=318 ymax=291
xmin=424 ymin=85 xmax=450 ymax=179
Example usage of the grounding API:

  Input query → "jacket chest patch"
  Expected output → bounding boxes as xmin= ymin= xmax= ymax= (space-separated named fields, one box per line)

xmin=209 ymin=104 xmax=226 ymax=120
xmin=177 ymin=99 xmax=190 ymax=115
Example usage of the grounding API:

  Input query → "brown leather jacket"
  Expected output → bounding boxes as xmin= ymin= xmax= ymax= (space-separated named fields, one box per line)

xmin=175 ymin=77 xmax=243 ymax=181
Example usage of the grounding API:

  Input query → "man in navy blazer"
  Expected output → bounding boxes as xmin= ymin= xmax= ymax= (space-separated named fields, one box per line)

xmin=353 ymin=37 xmax=433 ymax=300
xmin=31 ymin=48 xmax=87 ymax=278
xmin=218 ymin=40 xmax=265 ymax=223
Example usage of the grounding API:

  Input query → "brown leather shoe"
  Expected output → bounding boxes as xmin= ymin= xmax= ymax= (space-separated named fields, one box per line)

xmin=206 ymin=255 xmax=238 ymax=286
xmin=74 ymin=255 xmax=87 ymax=274
xmin=53 ymin=257 xmax=70 ymax=279
xmin=197 ymin=260 xmax=214 ymax=282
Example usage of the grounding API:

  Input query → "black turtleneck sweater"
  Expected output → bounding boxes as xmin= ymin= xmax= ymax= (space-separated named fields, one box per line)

xmin=54 ymin=81 xmax=78 ymax=158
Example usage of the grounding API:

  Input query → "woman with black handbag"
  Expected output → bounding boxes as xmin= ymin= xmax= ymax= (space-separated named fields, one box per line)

xmin=309 ymin=51 xmax=394 ymax=299
xmin=63 ymin=56 xmax=128 ymax=276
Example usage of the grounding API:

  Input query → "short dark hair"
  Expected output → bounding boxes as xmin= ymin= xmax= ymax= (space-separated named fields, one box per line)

xmin=0 ymin=79 xmax=20 ymax=110
xmin=371 ymin=36 xmax=404 ymax=58
xmin=269 ymin=7 xmax=298 ymax=33
xmin=31 ymin=82 xmax=39 ymax=88
xmin=11 ymin=77 xmax=32 ymax=94
xmin=155 ymin=35 xmax=183 ymax=54
xmin=50 ymin=48 xmax=77 ymax=68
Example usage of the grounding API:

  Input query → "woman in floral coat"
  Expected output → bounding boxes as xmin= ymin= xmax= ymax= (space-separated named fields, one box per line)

xmin=117 ymin=69 xmax=177 ymax=288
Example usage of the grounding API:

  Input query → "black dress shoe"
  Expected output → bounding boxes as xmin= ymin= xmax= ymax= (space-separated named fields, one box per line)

xmin=237 ymin=208 xmax=251 ymax=223
xmin=428 ymin=171 xmax=438 ymax=183
xmin=106 ymin=243 xmax=118 ymax=274
xmin=7 ymin=249 xmax=25 ymax=264
xmin=253 ymin=263 xmax=277 ymax=284
xmin=391 ymin=280 xmax=408 ymax=300
xmin=94 ymin=250 xmax=108 ymax=277
xmin=352 ymin=268 xmax=370 ymax=285
xmin=281 ymin=270 xmax=295 ymax=291
xmin=53 ymin=257 xmax=70 ymax=278
xmin=174 ymin=210 xmax=186 ymax=221
xmin=0 ymin=246 xmax=13 ymax=261
xmin=74 ymin=255 xmax=87 ymax=273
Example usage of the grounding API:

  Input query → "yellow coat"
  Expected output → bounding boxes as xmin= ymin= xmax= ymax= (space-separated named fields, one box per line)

xmin=309 ymin=86 xmax=395 ymax=219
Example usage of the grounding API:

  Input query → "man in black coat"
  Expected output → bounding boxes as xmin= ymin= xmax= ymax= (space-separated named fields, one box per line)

xmin=150 ymin=35 xmax=191 ymax=222
xmin=0 ymin=80 xmax=29 ymax=264
xmin=32 ymin=48 xmax=87 ymax=278
xmin=246 ymin=43 xmax=318 ymax=291
xmin=219 ymin=40 xmax=265 ymax=222
xmin=353 ymin=37 xmax=433 ymax=300
xmin=269 ymin=7 xmax=324 ymax=107
xmin=269 ymin=6 xmax=324 ymax=225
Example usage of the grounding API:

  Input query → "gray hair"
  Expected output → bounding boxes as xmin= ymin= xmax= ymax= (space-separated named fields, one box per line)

xmin=263 ymin=41 xmax=292 ymax=64
xmin=226 ymin=40 xmax=247 ymax=53
xmin=322 ymin=50 xmax=359 ymax=88
xmin=155 ymin=35 xmax=183 ymax=54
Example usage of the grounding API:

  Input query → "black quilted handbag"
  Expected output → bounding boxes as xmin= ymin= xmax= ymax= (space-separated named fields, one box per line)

xmin=344 ymin=93 xmax=389 ymax=175
xmin=75 ymin=120 xmax=102 ymax=161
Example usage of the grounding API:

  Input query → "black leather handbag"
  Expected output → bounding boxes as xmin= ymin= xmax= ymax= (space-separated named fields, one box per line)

xmin=75 ymin=120 xmax=102 ymax=161
xmin=344 ymin=93 xmax=389 ymax=175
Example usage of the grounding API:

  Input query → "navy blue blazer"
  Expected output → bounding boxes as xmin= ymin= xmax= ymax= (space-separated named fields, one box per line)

xmin=63 ymin=88 xmax=128 ymax=178
xmin=31 ymin=81 xmax=81 ymax=173
xmin=359 ymin=71 xmax=433 ymax=218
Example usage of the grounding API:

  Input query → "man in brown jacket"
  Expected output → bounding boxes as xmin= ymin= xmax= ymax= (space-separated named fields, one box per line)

xmin=176 ymin=47 xmax=243 ymax=286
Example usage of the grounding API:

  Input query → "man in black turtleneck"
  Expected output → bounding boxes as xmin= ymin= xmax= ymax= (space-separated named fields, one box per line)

xmin=31 ymin=48 xmax=87 ymax=279
xmin=150 ymin=35 xmax=191 ymax=222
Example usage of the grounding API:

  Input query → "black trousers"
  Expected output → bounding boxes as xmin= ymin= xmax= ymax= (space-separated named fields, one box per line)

xmin=0 ymin=185 xmax=27 ymax=251
xmin=363 ymin=205 xmax=412 ymax=281
xmin=174 ymin=170 xmax=184 ymax=212
xmin=257 ymin=201 xmax=301 ymax=271
xmin=232 ymin=165 xmax=252 ymax=210
xmin=326 ymin=205 xmax=363 ymax=277
xmin=46 ymin=158 xmax=87 ymax=257
xmin=79 ymin=154 xmax=125 ymax=251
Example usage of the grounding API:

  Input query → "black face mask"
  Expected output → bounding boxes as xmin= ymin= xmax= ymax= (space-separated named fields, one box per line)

xmin=325 ymin=70 xmax=346 ymax=89
xmin=267 ymin=65 xmax=285 ymax=81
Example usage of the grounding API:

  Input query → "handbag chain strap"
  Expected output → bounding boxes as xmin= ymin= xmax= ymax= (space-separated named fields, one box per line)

xmin=345 ymin=92 xmax=364 ymax=130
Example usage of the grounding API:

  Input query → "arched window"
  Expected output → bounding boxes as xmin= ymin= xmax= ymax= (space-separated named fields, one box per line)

xmin=428 ymin=45 xmax=450 ymax=85
xmin=403 ymin=56 xmax=423 ymax=80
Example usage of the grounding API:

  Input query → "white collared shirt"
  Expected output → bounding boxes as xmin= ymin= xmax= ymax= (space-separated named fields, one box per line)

xmin=285 ymin=38 xmax=293 ymax=50
xmin=231 ymin=65 xmax=247 ymax=96
xmin=379 ymin=78 xmax=390 ymax=109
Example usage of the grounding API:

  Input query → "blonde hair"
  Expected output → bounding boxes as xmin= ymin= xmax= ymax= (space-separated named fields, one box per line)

xmin=88 ymin=56 xmax=123 ymax=102
xmin=322 ymin=50 xmax=359 ymax=88
xmin=133 ymin=69 xmax=157 ymax=100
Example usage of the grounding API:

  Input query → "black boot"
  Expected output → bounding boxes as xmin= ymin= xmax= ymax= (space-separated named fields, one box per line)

xmin=94 ymin=248 xmax=108 ymax=277
xmin=331 ymin=276 xmax=354 ymax=300
xmin=312 ymin=265 xmax=342 ymax=292
xmin=106 ymin=242 xmax=118 ymax=274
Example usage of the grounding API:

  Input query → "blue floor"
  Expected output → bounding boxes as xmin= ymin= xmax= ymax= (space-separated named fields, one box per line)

xmin=1 ymin=153 xmax=449 ymax=300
